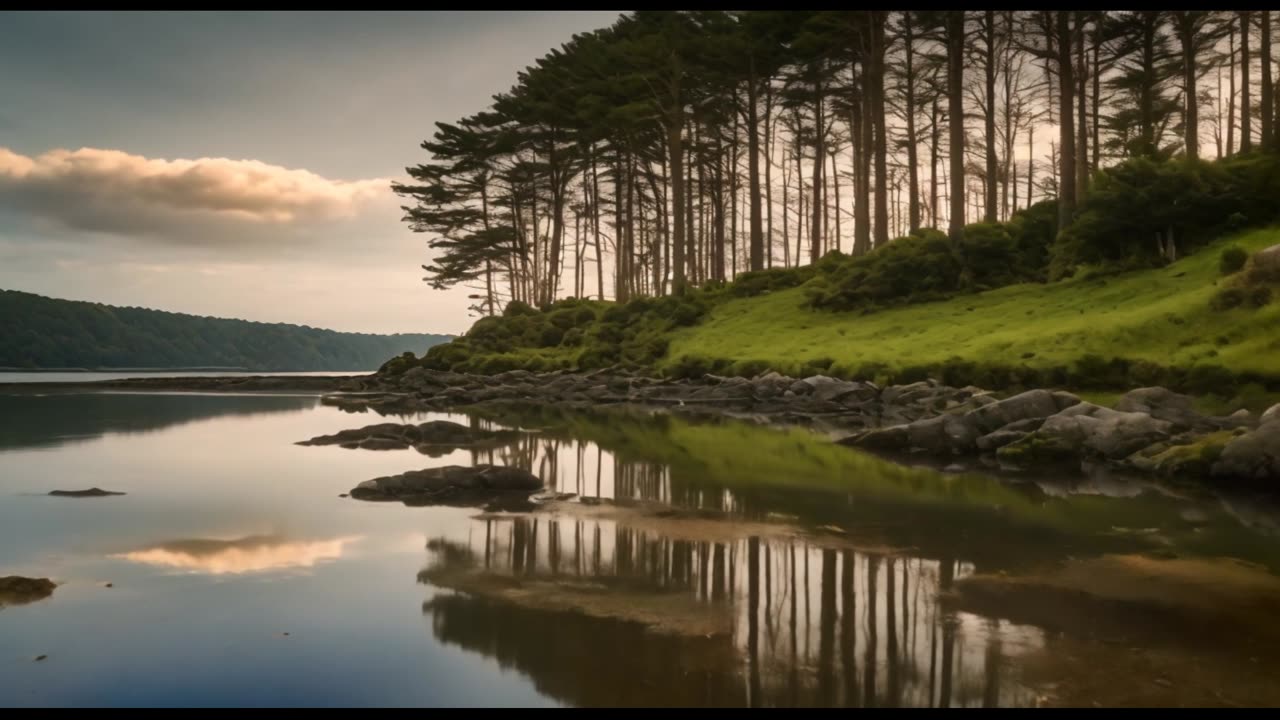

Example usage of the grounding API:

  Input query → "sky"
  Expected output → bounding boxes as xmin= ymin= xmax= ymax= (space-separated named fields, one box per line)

xmin=0 ymin=11 xmax=623 ymax=335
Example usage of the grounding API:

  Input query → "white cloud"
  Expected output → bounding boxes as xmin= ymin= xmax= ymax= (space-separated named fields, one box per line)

xmin=0 ymin=146 xmax=393 ymax=243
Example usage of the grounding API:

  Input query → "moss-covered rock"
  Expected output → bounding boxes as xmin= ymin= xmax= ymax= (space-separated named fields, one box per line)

xmin=995 ymin=432 xmax=1081 ymax=466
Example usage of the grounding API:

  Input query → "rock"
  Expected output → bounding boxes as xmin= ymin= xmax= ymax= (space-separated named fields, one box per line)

xmin=349 ymin=464 xmax=543 ymax=507
xmin=841 ymin=424 xmax=909 ymax=451
xmin=48 ymin=488 xmax=125 ymax=497
xmin=1261 ymin=403 xmax=1280 ymax=426
xmin=0 ymin=576 xmax=56 ymax=607
xmin=1125 ymin=430 xmax=1239 ymax=478
xmin=1018 ymin=403 xmax=1175 ymax=460
xmin=976 ymin=429 xmax=1029 ymax=451
xmin=905 ymin=413 xmax=980 ymax=454
xmin=966 ymin=389 xmax=1071 ymax=435
xmin=1115 ymin=387 xmax=1206 ymax=429
xmin=1212 ymin=422 xmax=1280 ymax=481
xmin=298 ymin=420 xmax=518 ymax=453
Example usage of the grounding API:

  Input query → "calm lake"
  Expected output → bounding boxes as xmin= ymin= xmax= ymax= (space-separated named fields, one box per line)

xmin=2 ymin=390 xmax=1279 ymax=707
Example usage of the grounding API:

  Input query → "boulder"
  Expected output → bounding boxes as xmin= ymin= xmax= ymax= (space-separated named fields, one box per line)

xmin=976 ymin=429 xmax=1028 ymax=451
xmin=350 ymin=464 xmax=543 ymax=506
xmin=1261 ymin=403 xmax=1280 ymax=426
xmin=998 ymin=402 xmax=1174 ymax=465
xmin=965 ymin=389 xmax=1073 ymax=435
xmin=841 ymin=424 xmax=909 ymax=451
xmin=1211 ymin=422 xmax=1280 ymax=482
xmin=49 ymin=488 xmax=125 ymax=497
xmin=905 ymin=413 xmax=981 ymax=454
xmin=298 ymin=420 xmax=519 ymax=453
xmin=0 ymin=576 xmax=56 ymax=607
xmin=1115 ymin=387 xmax=1205 ymax=429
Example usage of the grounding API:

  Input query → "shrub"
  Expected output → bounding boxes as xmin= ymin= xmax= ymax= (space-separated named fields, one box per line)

xmin=1248 ymin=286 xmax=1273 ymax=308
xmin=1220 ymin=246 xmax=1249 ymax=275
xmin=1210 ymin=287 xmax=1247 ymax=311
xmin=668 ymin=354 xmax=713 ymax=379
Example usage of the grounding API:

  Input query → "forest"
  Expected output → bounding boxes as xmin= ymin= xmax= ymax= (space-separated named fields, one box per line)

xmin=396 ymin=10 xmax=1279 ymax=314
xmin=0 ymin=289 xmax=451 ymax=371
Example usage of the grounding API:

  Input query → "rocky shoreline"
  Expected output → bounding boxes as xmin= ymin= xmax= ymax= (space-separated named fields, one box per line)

xmin=13 ymin=367 xmax=1278 ymax=485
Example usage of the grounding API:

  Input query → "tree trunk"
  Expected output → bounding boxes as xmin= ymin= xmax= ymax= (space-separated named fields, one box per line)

xmin=930 ymin=94 xmax=940 ymax=229
xmin=872 ymin=12 xmax=890 ymax=247
xmin=854 ymin=63 xmax=872 ymax=255
xmin=811 ymin=73 xmax=825 ymax=263
xmin=1181 ymin=17 xmax=1200 ymax=160
xmin=947 ymin=11 xmax=966 ymax=242
xmin=1242 ymin=11 xmax=1253 ymax=153
xmin=984 ymin=10 xmax=998 ymax=223
xmin=1263 ymin=11 xmax=1274 ymax=150
xmin=1228 ymin=23 xmax=1236 ymax=156
xmin=904 ymin=15 xmax=921 ymax=232
xmin=1057 ymin=11 xmax=1077 ymax=228
xmin=747 ymin=58 xmax=765 ymax=272
xmin=668 ymin=118 xmax=685 ymax=295
xmin=1075 ymin=13 xmax=1088 ymax=200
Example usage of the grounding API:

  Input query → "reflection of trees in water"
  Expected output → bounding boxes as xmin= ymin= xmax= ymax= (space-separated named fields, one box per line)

xmin=0 ymin=392 xmax=317 ymax=450
xmin=422 ymin=514 xmax=1043 ymax=708
xmin=463 ymin=432 xmax=747 ymax=513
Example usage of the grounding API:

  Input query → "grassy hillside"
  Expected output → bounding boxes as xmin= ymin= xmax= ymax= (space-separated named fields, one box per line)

xmin=664 ymin=227 xmax=1280 ymax=393
xmin=1 ymin=289 xmax=452 ymax=372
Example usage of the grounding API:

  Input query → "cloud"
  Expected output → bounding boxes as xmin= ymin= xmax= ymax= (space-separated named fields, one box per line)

xmin=0 ymin=146 xmax=393 ymax=244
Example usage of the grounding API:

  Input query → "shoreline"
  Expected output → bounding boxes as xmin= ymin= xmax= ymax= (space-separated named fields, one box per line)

xmin=5 ymin=368 xmax=1276 ymax=487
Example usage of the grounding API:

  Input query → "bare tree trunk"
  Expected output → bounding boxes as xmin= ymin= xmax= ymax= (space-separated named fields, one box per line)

xmin=1264 ymin=11 xmax=1274 ymax=150
xmin=1075 ymin=13 xmax=1089 ymax=200
xmin=811 ymin=73 xmax=826 ymax=263
xmin=1242 ymin=11 xmax=1253 ymax=153
xmin=904 ymin=14 xmax=921 ymax=232
xmin=984 ymin=10 xmax=998 ymax=223
xmin=765 ymin=81 xmax=775 ymax=268
xmin=930 ymin=94 xmax=940 ymax=229
xmin=947 ymin=11 xmax=966 ymax=242
xmin=1228 ymin=23 xmax=1236 ymax=156
xmin=1056 ymin=11 xmax=1077 ymax=228
xmin=747 ymin=58 xmax=765 ymax=272
xmin=872 ymin=12 xmax=890 ymax=247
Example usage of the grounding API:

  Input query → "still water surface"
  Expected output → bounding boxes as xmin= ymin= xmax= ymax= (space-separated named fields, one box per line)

xmin=2 ymin=391 xmax=1279 ymax=707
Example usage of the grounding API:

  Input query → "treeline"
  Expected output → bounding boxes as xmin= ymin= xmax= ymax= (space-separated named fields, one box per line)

xmin=396 ymin=10 xmax=1280 ymax=314
xmin=0 ymin=289 xmax=451 ymax=371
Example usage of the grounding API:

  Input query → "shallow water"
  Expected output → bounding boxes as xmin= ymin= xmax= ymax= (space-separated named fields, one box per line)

xmin=1 ymin=392 xmax=1278 ymax=707
xmin=0 ymin=371 xmax=357 ymax=384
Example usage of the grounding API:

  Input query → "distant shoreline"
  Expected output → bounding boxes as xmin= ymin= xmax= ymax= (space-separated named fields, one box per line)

xmin=0 ymin=367 xmax=372 ymax=373
xmin=0 ymin=374 xmax=366 ymax=393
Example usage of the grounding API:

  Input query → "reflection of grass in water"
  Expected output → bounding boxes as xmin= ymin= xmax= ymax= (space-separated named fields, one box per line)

xmin=469 ymin=403 xmax=1280 ymax=572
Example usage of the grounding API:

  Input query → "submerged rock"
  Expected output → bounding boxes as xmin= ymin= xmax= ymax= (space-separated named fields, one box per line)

xmin=0 ymin=576 xmax=56 ymax=607
xmin=349 ymin=464 xmax=543 ymax=507
xmin=48 ymin=488 xmax=125 ymax=497
xmin=298 ymin=420 xmax=519 ymax=454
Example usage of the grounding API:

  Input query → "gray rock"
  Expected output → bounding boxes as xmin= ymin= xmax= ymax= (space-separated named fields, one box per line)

xmin=48 ymin=488 xmax=126 ymax=497
xmin=1261 ymin=403 xmax=1280 ymax=426
xmin=351 ymin=464 xmax=542 ymax=506
xmin=1212 ymin=422 xmax=1280 ymax=481
xmin=841 ymin=424 xmax=909 ymax=450
xmin=1115 ymin=386 xmax=1204 ymax=429
xmin=966 ymin=389 xmax=1069 ymax=435
xmin=976 ymin=429 xmax=1028 ymax=451
xmin=903 ymin=414 xmax=980 ymax=454
xmin=1036 ymin=403 xmax=1174 ymax=459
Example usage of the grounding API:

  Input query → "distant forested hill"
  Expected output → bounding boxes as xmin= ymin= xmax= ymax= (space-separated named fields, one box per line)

xmin=0 ymin=289 xmax=451 ymax=371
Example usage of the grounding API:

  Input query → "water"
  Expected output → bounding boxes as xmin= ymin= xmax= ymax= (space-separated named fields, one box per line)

xmin=2 ymin=392 xmax=1279 ymax=707
xmin=0 ymin=371 xmax=360 ymax=384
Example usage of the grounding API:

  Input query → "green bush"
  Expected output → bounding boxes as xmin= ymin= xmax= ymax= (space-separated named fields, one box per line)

xmin=1052 ymin=154 xmax=1280 ymax=278
xmin=1220 ymin=246 xmax=1249 ymax=275
xmin=1249 ymin=286 xmax=1273 ymax=308
xmin=1210 ymin=287 xmax=1247 ymax=311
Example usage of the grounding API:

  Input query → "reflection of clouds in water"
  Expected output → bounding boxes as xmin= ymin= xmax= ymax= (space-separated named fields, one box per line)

xmin=115 ymin=534 xmax=361 ymax=575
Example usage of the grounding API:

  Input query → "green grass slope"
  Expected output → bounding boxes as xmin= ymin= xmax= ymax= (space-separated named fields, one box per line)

xmin=666 ymin=227 xmax=1280 ymax=391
